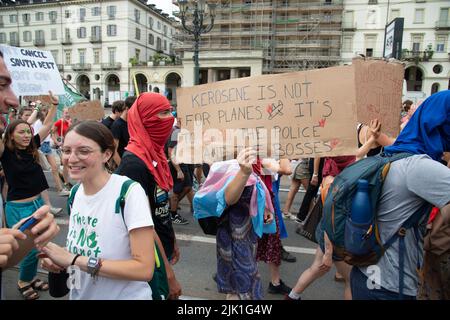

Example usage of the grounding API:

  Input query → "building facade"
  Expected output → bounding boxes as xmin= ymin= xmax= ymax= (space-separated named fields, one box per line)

xmin=0 ymin=0 xmax=177 ymax=104
xmin=342 ymin=0 xmax=450 ymax=101
xmin=173 ymin=0 xmax=344 ymax=86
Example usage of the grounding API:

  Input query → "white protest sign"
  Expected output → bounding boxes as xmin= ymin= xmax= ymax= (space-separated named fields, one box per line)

xmin=0 ymin=44 xmax=64 ymax=96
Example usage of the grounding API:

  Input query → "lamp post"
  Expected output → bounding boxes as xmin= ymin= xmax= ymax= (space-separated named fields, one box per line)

xmin=178 ymin=0 xmax=216 ymax=85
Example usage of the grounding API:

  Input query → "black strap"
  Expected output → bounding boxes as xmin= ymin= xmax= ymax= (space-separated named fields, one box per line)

xmin=0 ymin=268 xmax=2 ymax=300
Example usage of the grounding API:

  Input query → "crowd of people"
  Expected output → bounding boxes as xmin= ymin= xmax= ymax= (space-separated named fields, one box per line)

xmin=0 ymin=47 xmax=449 ymax=301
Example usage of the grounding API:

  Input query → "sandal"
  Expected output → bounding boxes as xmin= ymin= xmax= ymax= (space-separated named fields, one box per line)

xmin=30 ymin=278 xmax=49 ymax=291
xmin=18 ymin=284 xmax=40 ymax=300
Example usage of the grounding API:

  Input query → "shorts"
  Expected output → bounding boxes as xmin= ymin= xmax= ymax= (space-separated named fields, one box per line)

xmin=293 ymin=159 xmax=310 ymax=180
xmin=170 ymin=162 xmax=193 ymax=194
xmin=40 ymin=141 xmax=52 ymax=155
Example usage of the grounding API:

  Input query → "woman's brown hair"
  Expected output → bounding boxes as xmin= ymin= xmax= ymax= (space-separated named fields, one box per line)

xmin=66 ymin=121 xmax=116 ymax=171
xmin=3 ymin=119 xmax=40 ymax=163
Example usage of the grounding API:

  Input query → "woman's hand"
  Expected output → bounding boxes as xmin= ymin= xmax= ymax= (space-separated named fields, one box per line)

xmin=39 ymin=255 xmax=65 ymax=273
xmin=263 ymin=209 xmax=274 ymax=225
xmin=176 ymin=170 xmax=184 ymax=181
xmin=369 ymin=119 xmax=381 ymax=140
xmin=236 ymin=147 xmax=256 ymax=176
xmin=48 ymin=90 xmax=59 ymax=106
xmin=41 ymin=242 xmax=74 ymax=268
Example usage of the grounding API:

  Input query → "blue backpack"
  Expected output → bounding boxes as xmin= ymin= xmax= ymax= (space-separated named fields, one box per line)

xmin=67 ymin=180 xmax=169 ymax=300
xmin=321 ymin=153 xmax=431 ymax=296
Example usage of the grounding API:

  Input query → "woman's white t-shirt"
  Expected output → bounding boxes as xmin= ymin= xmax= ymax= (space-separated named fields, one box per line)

xmin=32 ymin=119 xmax=51 ymax=143
xmin=67 ymin=174 xmax=154 ymax=300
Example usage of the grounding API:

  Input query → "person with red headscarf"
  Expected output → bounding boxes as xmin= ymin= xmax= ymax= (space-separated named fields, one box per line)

xmin=115 ymin=93 xmax=182 ymax=300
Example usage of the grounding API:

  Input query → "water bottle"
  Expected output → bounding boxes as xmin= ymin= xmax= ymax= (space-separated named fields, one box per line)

xmin=350 ymin=179 xmax=372 ymax=224
xmin=345 ymin=179 xmax=375 ymax=256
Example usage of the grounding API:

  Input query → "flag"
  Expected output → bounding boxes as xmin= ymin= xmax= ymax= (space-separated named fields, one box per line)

xmin=56 ymin=81 xmax=85 ymax=119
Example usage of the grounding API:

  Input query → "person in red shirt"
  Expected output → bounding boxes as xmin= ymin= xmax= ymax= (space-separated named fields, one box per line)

xmin=51 ymin=108 xmax=71 ymax=188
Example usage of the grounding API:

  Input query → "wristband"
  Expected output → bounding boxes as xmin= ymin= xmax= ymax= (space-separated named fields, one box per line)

xmin=34 ymin=106 xmax=40 ymax=112
xmin=71 ymin=254 xmax=81 ymax=266
xmin=312 ymin=173 xmax=318 ymax=177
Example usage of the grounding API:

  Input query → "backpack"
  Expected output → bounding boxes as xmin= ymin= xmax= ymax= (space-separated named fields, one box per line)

xmin=322 ymin=153 xmax=432 ymax=297
xmin=67 ymin=180 xmax=169 ymax=300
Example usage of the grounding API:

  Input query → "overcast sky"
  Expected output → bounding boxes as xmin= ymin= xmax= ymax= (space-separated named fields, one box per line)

xmin=149 ymin=1 xmax=178 ymax=17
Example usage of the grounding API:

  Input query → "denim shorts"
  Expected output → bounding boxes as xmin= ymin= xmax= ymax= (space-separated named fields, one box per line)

xmin=40 ymin=141 xmax=52 ymax=155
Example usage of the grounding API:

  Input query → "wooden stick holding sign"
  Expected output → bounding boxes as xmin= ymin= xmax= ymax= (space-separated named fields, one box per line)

xmin=68 ymin=100 xmax=104 ymax=124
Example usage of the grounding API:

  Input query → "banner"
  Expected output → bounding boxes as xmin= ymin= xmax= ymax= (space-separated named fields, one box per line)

xmin=176 ymin=59 xmax=403 ymax=163
xmin=0 ymin=44 xmax=65 ymax=96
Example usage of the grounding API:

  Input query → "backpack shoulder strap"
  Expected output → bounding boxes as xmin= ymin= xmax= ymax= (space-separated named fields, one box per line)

xmin=114 ymin=179 xmax=138 ymax=222
xmin=67 ymin=184 xmax=81 ymax=216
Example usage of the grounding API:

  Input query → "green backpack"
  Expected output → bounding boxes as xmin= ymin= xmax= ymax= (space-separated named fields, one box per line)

xmin=67 ymin=179 xmax=169 ymax=300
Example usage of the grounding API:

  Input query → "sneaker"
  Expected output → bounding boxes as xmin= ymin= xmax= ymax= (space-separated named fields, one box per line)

xmin=58 ymin=189 xmax=70 ymax=197
xmin=281 ymin=248 xmax=297 ymax=263
xmin=171 ymin=214 xmax=189 ymax=225
xmin=282 ymin=211 xmax=297 ymax=220
xmin=268 ymin=279 xmax=292 ymax=295
xmin=284 ymin=293 xmax=302 ymax=301
xmin=50 ymin=207 xmax=63 ymax=216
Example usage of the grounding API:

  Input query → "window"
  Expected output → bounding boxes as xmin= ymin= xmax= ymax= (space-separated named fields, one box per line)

xmin=135 ymin=49 xmax=140 ymax=60
xmin=342 ymin=36 xmax=353 ymax=52
xmin=10 ymin=32 xmax=19 ymax=43
xmin=414 ymin=9 xmax=424 ymax=23
xmin=135 ymin=9 xmax=140 ymax=23
xmin=23 ymin=31 xmax=32 ymax=42
xmin=431 ymin=83 xmax=440 ymax=95
xmin=164 ymin=40 xmax=167 ymax=51
xmin=65 ymin=10 xmax=71 ymax=19
xmin=163 ymin=25 xmax=167 ymax=36
xmin=94 ymin=49 xmax=100 ymax=64
xmin=343 ymin=11 xmax=354 ymax=28
xmin=22 ymin=14 xmax=30 ymax=25
xmin=411 ymin=34 xmax=423 ymax=51
xmin=79 ymin=49 xmax=86 ymax=65
xmin=364 ymin=34 xmax=377 ymax=57
xmin=0 ymin=33 xmax=6 ymax=44
xmin=367 ymin=9 xmax=377 ymax=24
xmin=80 ymin=8 xmax=86 ymax=22
xmin=157 ymin=21 xmax=161 ymax=30
xmin=51 ymin=29 xmax=57 ymax=40
xmin=438 ymin=8 xmax=450 ymax=27
xmin=108 ymin=47 xmax=116 ymax=64
xmin=77 ymin=27 xmax=86 ymax=39
xmin=107 ymin=6 xmax=116 ymax=19
xmin=148 ymin=33 xmax=154 ymax=45
xmin=0 ymin=16 xmax=3 ymax=27
xmin=436 ymin=36 xmax=447 ymax=52
xmin=156 ymin=37 xmax=162 ymax=51
xmin=65 ymin=50 xmax=71 ymax=65
xmin=35 ymin=12 xmax=44 ymax=21
xmin=107 ymin=25 xmax=117 ymax=36
xmin=149 ymin=17 xmax=154 ymax=29
xmin=135 ymin=28 xmax=141 ymax=40
xmin=65 ymin=28 xmax=70 ymax=39
xmin=50 ymin=50 xmax=58 ymax=64
xmin=390 ymin=9 xmax=400 ymax=22
xmin=49 ymin=11 xmax=57 ymax=22
xmin=10 ymin=15 xmax=17 ymax=23
xmin=91 ymin=26 xmax=101 ymax=39
xmin=35 ymin=30 xmax=44 ymax=41
xmin=92 ymin=7 xmax=101 ymax=16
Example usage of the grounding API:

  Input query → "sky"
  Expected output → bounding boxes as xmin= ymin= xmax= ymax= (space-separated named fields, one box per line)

xmin=149 ymin=1 xmax=178 ymax=18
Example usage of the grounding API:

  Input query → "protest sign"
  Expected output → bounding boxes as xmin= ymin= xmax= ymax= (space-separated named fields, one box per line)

xmin=68 ymin=100 xmax=104 ymax=123
xmin=176 ymin=59 xmax=403 ymax=163
xmin=353 ymin=58 xmax=403 ymax=137
xmin=0 ymin=45 xmax=65 ymax=96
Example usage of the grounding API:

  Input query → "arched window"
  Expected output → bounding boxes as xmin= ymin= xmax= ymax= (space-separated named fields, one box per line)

xmin=431 ymin=83 xmax=440 ymax=95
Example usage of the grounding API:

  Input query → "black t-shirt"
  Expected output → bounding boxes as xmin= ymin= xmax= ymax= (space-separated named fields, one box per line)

xmin=115 ymin=151 xmax=175 ymax=259
xmin=101 ymin=116 xmax=114 ymax=130
xmin=0 ymin=134 xmax=49 ymax=201
xmin=111 ymin=118 xmax=129 ymax=158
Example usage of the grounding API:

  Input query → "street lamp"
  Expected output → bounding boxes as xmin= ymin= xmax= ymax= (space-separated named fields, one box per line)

xmin=178 ymin=0 xmax=216 ymax=85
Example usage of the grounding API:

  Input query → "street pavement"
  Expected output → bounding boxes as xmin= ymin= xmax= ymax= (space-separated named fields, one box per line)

xmin=3 ymin=171 xmax=344 ymax=300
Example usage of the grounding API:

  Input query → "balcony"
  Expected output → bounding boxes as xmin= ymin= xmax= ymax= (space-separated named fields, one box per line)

xmin=401 ymin=50 xmax=433 ymax=63
xmin=72 ymin=63 xmax=92 ymax=71
xmin=89 ymin=36 xmax=102 ymax=44
xmin=435 ymin=20 xmax=450 ymax=30
xmin=34 ymin=39 xmax=45 ymax=47
xmin=101 ymin=62 xmax=122 ymax=70
xmin=61 ymin=37 xmax=72 ymax=45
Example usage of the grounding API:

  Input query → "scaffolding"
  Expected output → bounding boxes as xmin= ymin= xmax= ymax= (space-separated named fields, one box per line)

xmin=174 ymin=0 xmax=344 ymax=73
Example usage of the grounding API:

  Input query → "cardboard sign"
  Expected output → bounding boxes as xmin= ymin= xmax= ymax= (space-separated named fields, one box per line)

xmin=353 ymin=58 xmax=403 ymax=137
xmin=0 ymin=45 xmax=64 ymax=96
xmin=176 ymin=59 xmax=403 ymax=164
xmin=23 ymin=95 xmax=54 ymax=106
xmin=68 ymin=100 xmax=104 ymax=123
